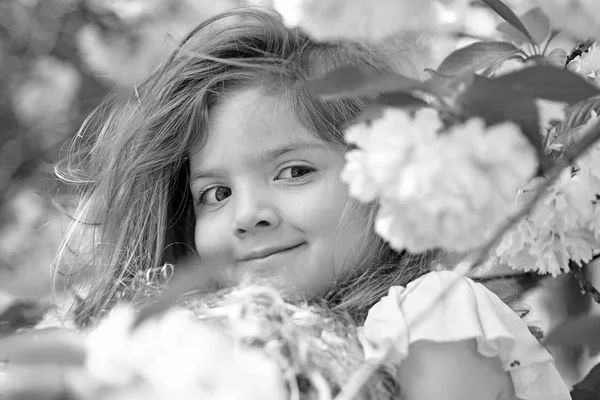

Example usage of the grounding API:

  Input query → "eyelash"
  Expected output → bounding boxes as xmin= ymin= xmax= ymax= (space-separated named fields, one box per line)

xmin=275 ymin=164 xmax=317 ymax=180
xmin=196 ymin=186 xmax=228 ymax=206
xmin=195 ymin=165 xmax=318 ymax=207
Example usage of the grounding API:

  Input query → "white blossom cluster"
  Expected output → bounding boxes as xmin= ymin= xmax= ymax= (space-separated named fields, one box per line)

xmin=85 ymin=307 xmax=285 ymax=400
xmin=497 ymin=113 xmax=600 ymax=276
xmin=567 ymin=43 xmax=600 ymax=86
xmin=341 ymin=108 xmax=537 ymax=253
xmin=273 ymin=0 xmax=469 ymax=40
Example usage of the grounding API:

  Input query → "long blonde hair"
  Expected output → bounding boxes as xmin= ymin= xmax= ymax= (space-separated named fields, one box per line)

xmin=54 ymin=7 xmax=436 ymax=327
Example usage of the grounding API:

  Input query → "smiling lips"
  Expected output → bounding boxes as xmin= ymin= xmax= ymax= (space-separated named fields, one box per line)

xmin=238 ymin=243 xmax=304 ymax=262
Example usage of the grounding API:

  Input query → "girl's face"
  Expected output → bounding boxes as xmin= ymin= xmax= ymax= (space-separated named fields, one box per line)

xmin=189 ymin=88 xmax=371 ymax=296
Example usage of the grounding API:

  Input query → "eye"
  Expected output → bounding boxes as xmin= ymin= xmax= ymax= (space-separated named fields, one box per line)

xmin=198 ymin=185 xmax=231 ymax=206
xmin=276 ymin=165 xmax=316 ymax=180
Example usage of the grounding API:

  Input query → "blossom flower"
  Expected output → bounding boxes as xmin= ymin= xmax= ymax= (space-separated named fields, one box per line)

xmin=85 ymin=307 xmax=138 ymax=386
xmin=342 ymin=108 xmax=537 ymax=253
xmin=550 ymin=109 xmax=600 ymax=194
xmin=567 ymin=42 xmax=600 ymax=86
xmin=497 ymin=108 xmax=600 ymax=276
xmin=342 ymin=108 xmax=441 ymax=202
xmin=273 ymin=0 xmax=469 ymax=40
xmin=496 ymin=173 xmax=597 ymax=276
xmin=85 ymin=306 xmax=286 ymax=400
xmin=342 ymin=150 xmax=379 ymax=202
xmin=571 ymin=115 xmax=600 ymax=196
xmin=594 ymin=204 xmax=600 ymax=242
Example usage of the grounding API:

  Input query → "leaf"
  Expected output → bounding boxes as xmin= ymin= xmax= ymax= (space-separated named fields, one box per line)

xmin=373 ymin=92 xmax=428 ymax=108
xmin=0 ymin=299 xmax=50 ymax=336
xmin=350 ymin=104 xmax=386 ymax=126
xmin=425 ymin=69 xmax=477 ymax=97
xmin=493 ymin=65 xmax=600 ymax=104
xmin=437 ymin=41 xmax=520 ymax=77
xmin=301 ymin=65 xmax=433 ymax=99
xmin=497 ymin=7 xmax=550 ymax=45
xmin=0 ymin=328 xmax=86 ymax=365
xmin=348 ymin=93 xmax=428 ymax=126
xmin=544 ymin=314 xmax=600 ymax=354
xmin=550 ymin=97 xmax=600 ymax=149
xmin=457 ymin=76 xmax=546 ymax=165
xmin=571 ymin=363 xmax=600 ymax=400
xmin=481 ymin=0 xmax=533 ymax=44
xmin=497 ymin=22 xmax=530 ymax=43
xmin=521 ymin=7 xmax=551 ymax=44
xmin=555 ymin=97 xmax=600 ymax=133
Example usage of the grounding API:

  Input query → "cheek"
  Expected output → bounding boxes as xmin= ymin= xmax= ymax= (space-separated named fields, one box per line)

xmin=290 ymin=170 xmax=353 ymax=232
xmin=193 ymin=212 xmax=231 ymax=258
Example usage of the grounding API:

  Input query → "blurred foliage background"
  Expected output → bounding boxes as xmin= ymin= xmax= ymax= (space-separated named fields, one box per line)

xmin=0 ymin=0 xmax=255 ymax=298
xmin=0 ymin=0 xmax=597 ymax=386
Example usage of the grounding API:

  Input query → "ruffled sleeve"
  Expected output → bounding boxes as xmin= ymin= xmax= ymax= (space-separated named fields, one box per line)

xmin=359 ymin=270 xmax=571 ymax=400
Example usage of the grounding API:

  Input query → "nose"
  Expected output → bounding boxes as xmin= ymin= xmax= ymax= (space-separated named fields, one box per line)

xmin=232 ymin=190 xmax=281 ymax=238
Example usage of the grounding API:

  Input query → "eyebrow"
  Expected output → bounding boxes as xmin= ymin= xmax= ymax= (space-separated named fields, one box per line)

xmin=190 ymin=142 xmax=327 ymax=182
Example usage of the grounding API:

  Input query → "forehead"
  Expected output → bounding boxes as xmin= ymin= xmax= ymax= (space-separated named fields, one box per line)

xmin=192 ymin=88 xmax=325 ymax=167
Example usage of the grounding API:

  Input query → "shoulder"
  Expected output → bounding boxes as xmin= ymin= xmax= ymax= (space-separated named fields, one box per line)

xmin=398 ymin=339 xmax=515 ymax=400
xmin=359 ymin=271 xmax=572 ymax=400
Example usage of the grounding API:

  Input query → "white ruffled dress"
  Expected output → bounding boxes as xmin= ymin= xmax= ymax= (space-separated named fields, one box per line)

xmin=358 ymin=271 xmax=572 ymax=400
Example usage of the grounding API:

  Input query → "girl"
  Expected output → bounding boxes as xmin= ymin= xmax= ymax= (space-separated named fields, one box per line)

xmin=55 ymin=7 xmax=571 ymax=400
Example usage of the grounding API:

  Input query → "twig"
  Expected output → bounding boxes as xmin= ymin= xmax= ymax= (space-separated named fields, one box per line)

xmin=472 ymin=272 xmax=534 ymax=283
xmin=569 ymin=261 xmax=600 ymax=304
xmin=335 ymin=116 xmax=600 ymax=400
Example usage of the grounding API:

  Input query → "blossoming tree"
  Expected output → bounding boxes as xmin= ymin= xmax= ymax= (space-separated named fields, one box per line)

xmin=2 ymin=0 xmax=600 ymax=399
